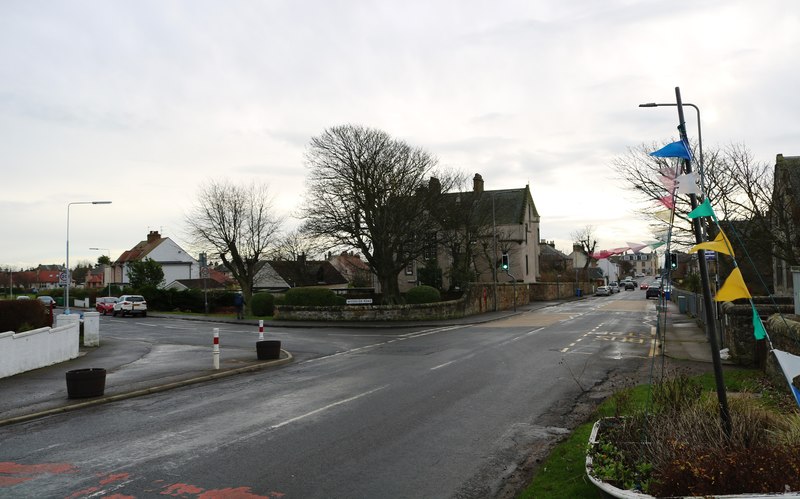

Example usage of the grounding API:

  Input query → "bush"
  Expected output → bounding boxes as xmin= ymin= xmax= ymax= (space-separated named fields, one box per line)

xmin=405 ymin=285 xmax=441 ymax=304
xmin=251 ymin=292 xmax=275 ymax=316
xmin=0 ymin=300 xmax=49 ymax=332
xmin=283 ymin=287 xmax=342 ymax=306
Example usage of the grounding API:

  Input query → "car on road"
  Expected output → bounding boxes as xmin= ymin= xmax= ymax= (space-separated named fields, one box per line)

xmin=16 ymin=295 xmax=30 ymax=300
xmin=639 ymin=282 xmax=649 ymax=290
xmin=608 ymin=282 xmax=620 ymax=293
xmin=624 ymin=281 xmax=635 ymax=290
xmin=113 ymin=295 xmax=147 ymax=317
xmin=37 ymin=295 xmax=57 ymax=308
xmin=96 ymin=296 xmax=119 ymax=315
xmin=595 ymin=285 xmax=611 ymax=296
xmin=645 ymin=286 xmax=661 ymax=299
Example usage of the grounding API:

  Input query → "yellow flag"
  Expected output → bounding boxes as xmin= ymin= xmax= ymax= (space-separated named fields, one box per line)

xmin=689 ymin=229 xmax=735 ymax=257
xmin=715 ymin=268 xmax=751 ymax=302
xmin=654 ymin=210 xmax=672 ymax=223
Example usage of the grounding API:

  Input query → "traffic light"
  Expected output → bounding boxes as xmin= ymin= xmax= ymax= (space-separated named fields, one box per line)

xmin=669 ymin=252 xmax=678 ymax=270
xmin=501 ymin=252 xmax=509 ymax=271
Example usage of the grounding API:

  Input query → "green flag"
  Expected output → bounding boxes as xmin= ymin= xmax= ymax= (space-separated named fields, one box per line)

xmin=752 ymin=307 xmax=767 ymax=340
xmin=688 ymin=199 xmax=715 ymax=219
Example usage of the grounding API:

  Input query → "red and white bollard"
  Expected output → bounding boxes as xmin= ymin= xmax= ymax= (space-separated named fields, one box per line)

xmin=258 ymin=320 xmax=264 ymax=341
xmin=213 ymin=328 xmax=220 ymax=370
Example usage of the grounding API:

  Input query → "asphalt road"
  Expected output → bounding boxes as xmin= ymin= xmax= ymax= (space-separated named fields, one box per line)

xmin=0 ymin=291 xmax=655 ymax=498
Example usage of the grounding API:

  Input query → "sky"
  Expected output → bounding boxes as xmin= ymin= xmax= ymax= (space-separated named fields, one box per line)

xmin=2 ymin=0 xmax=799 ymax=270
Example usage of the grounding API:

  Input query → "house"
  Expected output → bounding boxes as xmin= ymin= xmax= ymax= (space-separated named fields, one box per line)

xmin=252 ymin=256 xmax=349 ymax=292
xmin=620 ymin=252 xmax=659 ymax=278
xmin=113 ymin=231 xmax=199 ymax=288
xmin=771 ymin=154 xmax=800 ymax=295
xmin=402 ymin=173 xmax=541 ymax=291
xmin=538 ymin=240 xmax=570 ymax=277
xmin=165 ymin=267 xmax=232 ymax=291
xmin=328 ymin=251 xmax=373 ymax=288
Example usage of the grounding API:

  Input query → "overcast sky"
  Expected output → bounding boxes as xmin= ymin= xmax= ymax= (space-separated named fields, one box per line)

xmin=2 ymin=0 xmax=798 ymax=269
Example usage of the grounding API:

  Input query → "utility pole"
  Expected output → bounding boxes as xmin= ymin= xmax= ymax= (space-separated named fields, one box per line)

xmin=674 ymin=86 xmax=732 ymax=439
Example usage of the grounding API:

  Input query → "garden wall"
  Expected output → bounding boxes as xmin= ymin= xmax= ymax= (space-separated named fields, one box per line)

xmin=275 ymin=282 xmax=528 ymax=321
xmin=529 ymin=281 xmax=590 ymax=301
xmin=719 ymin=299 xmax=795 ymax=367
xmin=0 ymin=321 xmax=80 ymax=378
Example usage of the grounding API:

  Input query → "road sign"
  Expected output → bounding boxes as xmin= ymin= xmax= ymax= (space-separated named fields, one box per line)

xmin=346 ymin=298 xmax=373 ymax=305
xmin=59 ymin=272 xmax=67 ymax=284
xmin=705 ymin=250 xmax=716 ymax=260
xmin=200 ymin=267 xmax=209 ymax=278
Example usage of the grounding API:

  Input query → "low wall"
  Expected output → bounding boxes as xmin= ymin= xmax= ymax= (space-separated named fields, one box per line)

xmin=0 ymin=322 xmax=80 ymax=378
xmin=275 ymin=283 xmax=527 ymax=321
xmin=530 ymin=282 xmax=590 ymax=301
xmin=719 ymin=300 xmax=795 ymax=367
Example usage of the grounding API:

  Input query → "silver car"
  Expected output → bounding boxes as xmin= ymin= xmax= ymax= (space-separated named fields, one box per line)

xmin=595 ymin=286 xmax=611 ymax=296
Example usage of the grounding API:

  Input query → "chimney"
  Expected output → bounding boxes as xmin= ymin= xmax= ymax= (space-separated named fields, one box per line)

xmin=473 ymin=173 xmax=484 ymax=194
xmin=147 ymin=231 xmax=161 ymax=243
xmin=428 ymin=177 xmax=441 ymax=194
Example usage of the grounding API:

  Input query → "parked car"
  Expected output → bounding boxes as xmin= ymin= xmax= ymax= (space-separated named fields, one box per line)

xmin=595 ymin=286 xmax=611 ymax=296
xmin=37 ymin=296 xmax=57 ymax=308
xmin=96 ymin=296 xmax=119 ymax=315
xmin=113 ymin=295 xmax=147 ymax=317
xmin=645 ymin=286 xmax=661 ymax=299
xmin=16 ymin=295 xmax=30 ymax=300
xmin=608 ymin=282 xmax=620 ymax=293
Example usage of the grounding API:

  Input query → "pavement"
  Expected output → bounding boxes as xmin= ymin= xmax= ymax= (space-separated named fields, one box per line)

xmin=0 ymin=297 xmax=716 ymax=427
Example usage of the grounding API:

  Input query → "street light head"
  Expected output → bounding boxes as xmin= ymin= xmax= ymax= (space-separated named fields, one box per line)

xmin=638 ymin=103 xmax=658 ymax=108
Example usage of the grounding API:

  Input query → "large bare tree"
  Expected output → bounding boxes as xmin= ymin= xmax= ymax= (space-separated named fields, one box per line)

xmin=301 ymin=125 xmax=453 ymax=304
xmin=571 ymin=225 xmax=598 ymax=278
xmin=185 ymin=180 xmax=284 ymax=312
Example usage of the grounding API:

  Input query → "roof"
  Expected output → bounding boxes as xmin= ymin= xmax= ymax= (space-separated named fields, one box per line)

xmin=440 ymin=186 xmax=540 ymax=227
xmin=267 ymin=260 xmax=348 ymax=288
xmin=166 ymin=278 xmax=228 ymax=291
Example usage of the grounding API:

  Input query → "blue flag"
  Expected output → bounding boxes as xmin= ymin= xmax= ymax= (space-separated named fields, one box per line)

xmin=650 ymin=140 xmax=692 ymax=160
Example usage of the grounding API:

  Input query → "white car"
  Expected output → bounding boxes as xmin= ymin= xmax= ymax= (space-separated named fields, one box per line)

xmin=595 ymin=286 xmax=611 ymax=296
xmin=113 ymin=295 xmax=147 ymax=317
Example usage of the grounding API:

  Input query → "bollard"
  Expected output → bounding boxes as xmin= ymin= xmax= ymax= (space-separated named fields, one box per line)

xmin=258 ymin=320 xmax=264 ymax=341
xmin=213 ymin=328 xmax=220 ymax=370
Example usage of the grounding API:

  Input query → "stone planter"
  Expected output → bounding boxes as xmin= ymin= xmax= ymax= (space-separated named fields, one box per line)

xmin=586 ymin=417 xmax=800 ymax=498
xmin=256 ymin=340 xmax=281 ymax=360
xmin=65 ymin=368 xmax=106 ymax=398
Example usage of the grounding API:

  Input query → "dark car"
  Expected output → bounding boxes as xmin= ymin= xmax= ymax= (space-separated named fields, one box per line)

xmin=624 ymin=281 xmax=635 ymax=290
xmin=645 ymin=286 xmax=661 ymax=299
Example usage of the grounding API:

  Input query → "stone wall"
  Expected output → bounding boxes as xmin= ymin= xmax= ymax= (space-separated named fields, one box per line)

xmin=764 ymin=314 xmax=800 ymax=393
xmin=719 ymin=300 xmax=795 ymax=367
xmin=530 ymin=281 xmax=589 ymax=301
xmin=275 ymin=282 xmax=528 ymax=321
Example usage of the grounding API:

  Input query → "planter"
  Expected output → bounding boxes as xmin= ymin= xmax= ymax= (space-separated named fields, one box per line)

xmin=65 ymin=368 xmax=106 ymax=398
xmin=586 ymin=417 xmax=800 ymax=499
xmin=256 ymin=340 xmax=281 ymax=360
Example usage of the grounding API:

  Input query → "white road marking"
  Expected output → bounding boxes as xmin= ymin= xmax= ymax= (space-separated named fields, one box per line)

xmin=269 ymin=385 xmax=388 ymax=430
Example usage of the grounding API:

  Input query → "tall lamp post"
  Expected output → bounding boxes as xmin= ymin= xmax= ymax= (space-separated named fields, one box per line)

xmin=66 ymin=201 xmax=112 ymax=314
xmin=89 ymin=247 xmax=112 ymax=298
xmin=639 ymin=89 xmax=731 ymax=439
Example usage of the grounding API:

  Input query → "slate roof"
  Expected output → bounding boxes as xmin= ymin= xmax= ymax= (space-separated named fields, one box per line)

xmin=267 ymin=260 xmax=348 ymax=288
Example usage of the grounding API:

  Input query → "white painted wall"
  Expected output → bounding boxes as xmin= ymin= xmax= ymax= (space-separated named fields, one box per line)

xmin=0 ymin=321 xmax=80 ymax=379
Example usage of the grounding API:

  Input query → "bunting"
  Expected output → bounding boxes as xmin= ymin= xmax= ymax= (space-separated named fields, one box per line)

xmin=650 ymin=140 xmax=692 ymax=160
xmin=714 ymin=267 xmax=751 ymax=302
xmin=675 ymin=172 xmax=700 ymax=195
xmin=772 ymin=350 xmax=800 ymax=408
xmin=687 ymin=198 xmax=715 ymax=219
xmin=658 ymin=196 xmax=675 ymax=210
xmin=752 ymin=308 xmax=767 ymax=340
xmin=689 ymin=229 xmax=734 ymax=257
xmin=626 ymin=242 xmax=647 ymax=253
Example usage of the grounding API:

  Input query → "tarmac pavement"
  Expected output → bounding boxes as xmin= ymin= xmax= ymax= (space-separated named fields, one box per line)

xmin=0 ymin=297 xmax=716 ymax=427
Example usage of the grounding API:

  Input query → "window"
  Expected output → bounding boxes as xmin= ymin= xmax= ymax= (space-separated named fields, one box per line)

xmin=405 ymin=262 xmax=414 ymax=276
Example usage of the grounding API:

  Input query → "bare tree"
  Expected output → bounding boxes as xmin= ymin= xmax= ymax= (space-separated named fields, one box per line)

xmin=612 ymin=142 xmax=797 ymax=269
xmin=571 ymin=225 xmax=598 ymax=277
xmin=271 ymin=228 xmax=327 ymax=262
xmin=185 ymin=180 xmax=284 ymax=312
xmin=301 ymin=125 xmax=455 ymax=304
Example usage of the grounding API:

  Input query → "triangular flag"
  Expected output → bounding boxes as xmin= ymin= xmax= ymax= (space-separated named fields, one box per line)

xmin=772 ymin=350 xmax=800 ymax=409
xmin=689 ymin=229 xmax=734 ymax=256
xmin=714 ymin=267 xmax=751 ymax=302
xmin=658 ymin=196 xmax=675 ymax=210
xmin=688 ymin=199 xmax=715 ymax=219
xmin=675 ymin=172 xmax=700 ymax=195
xmin=752 ymin=308 xmax=767 ymax=340
xmin=650 ymin=140 xmax=692 ymax=160
xmin=654 ymin=209 xmax=672 ymax=223
xmin=649 ymin=241 xmax=665 ymax=249
xmin=626 ymin=242 xmax=647 ymax=253
xmin=659 ymin=175 xmax=677 ymax=192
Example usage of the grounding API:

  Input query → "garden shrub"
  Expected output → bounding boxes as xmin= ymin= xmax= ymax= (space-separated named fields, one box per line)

xmin=251 ymin=292 xmax=275 ymax=316
xmin=405 ymin=285 xmax=441 ymax=304
xmin=283 ymin=287 xmax=342 ymax=306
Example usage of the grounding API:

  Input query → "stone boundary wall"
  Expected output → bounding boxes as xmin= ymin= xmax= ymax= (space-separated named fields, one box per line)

xmin=529 ymin=282 xmax=590 ymax=301
xmin=0 ymin=321 xmax=80 ymax=379
xmin=719 ymin=301 xmax=795 ymax=367
xmin=275 ymin=283 xmax=528 ymax=321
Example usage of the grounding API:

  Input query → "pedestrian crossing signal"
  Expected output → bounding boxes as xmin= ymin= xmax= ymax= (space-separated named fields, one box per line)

xmin=501 ymin=252 xmax=509 ymax=271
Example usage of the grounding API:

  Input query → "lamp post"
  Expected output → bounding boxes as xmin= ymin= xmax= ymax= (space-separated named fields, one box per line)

xmin=89 ymin=247 xmax=112 ymax=298
xmin=640 ymin=89 xmax=731 ymax=439
xmin=66 ymin=201 xmax=112 ymax=314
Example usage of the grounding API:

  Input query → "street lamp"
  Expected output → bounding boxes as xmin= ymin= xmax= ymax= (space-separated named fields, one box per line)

xmin=89 ymin=247 xmax=112 ymax=298
xmin=66 ymin=201 xmax=111 ymax=314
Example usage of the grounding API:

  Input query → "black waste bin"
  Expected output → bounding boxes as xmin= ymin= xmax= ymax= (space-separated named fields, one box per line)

xmin=256 ymin=340 xmax=281 ymax=360
xmin=66 ymin=368 xmax=106 ymax=398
